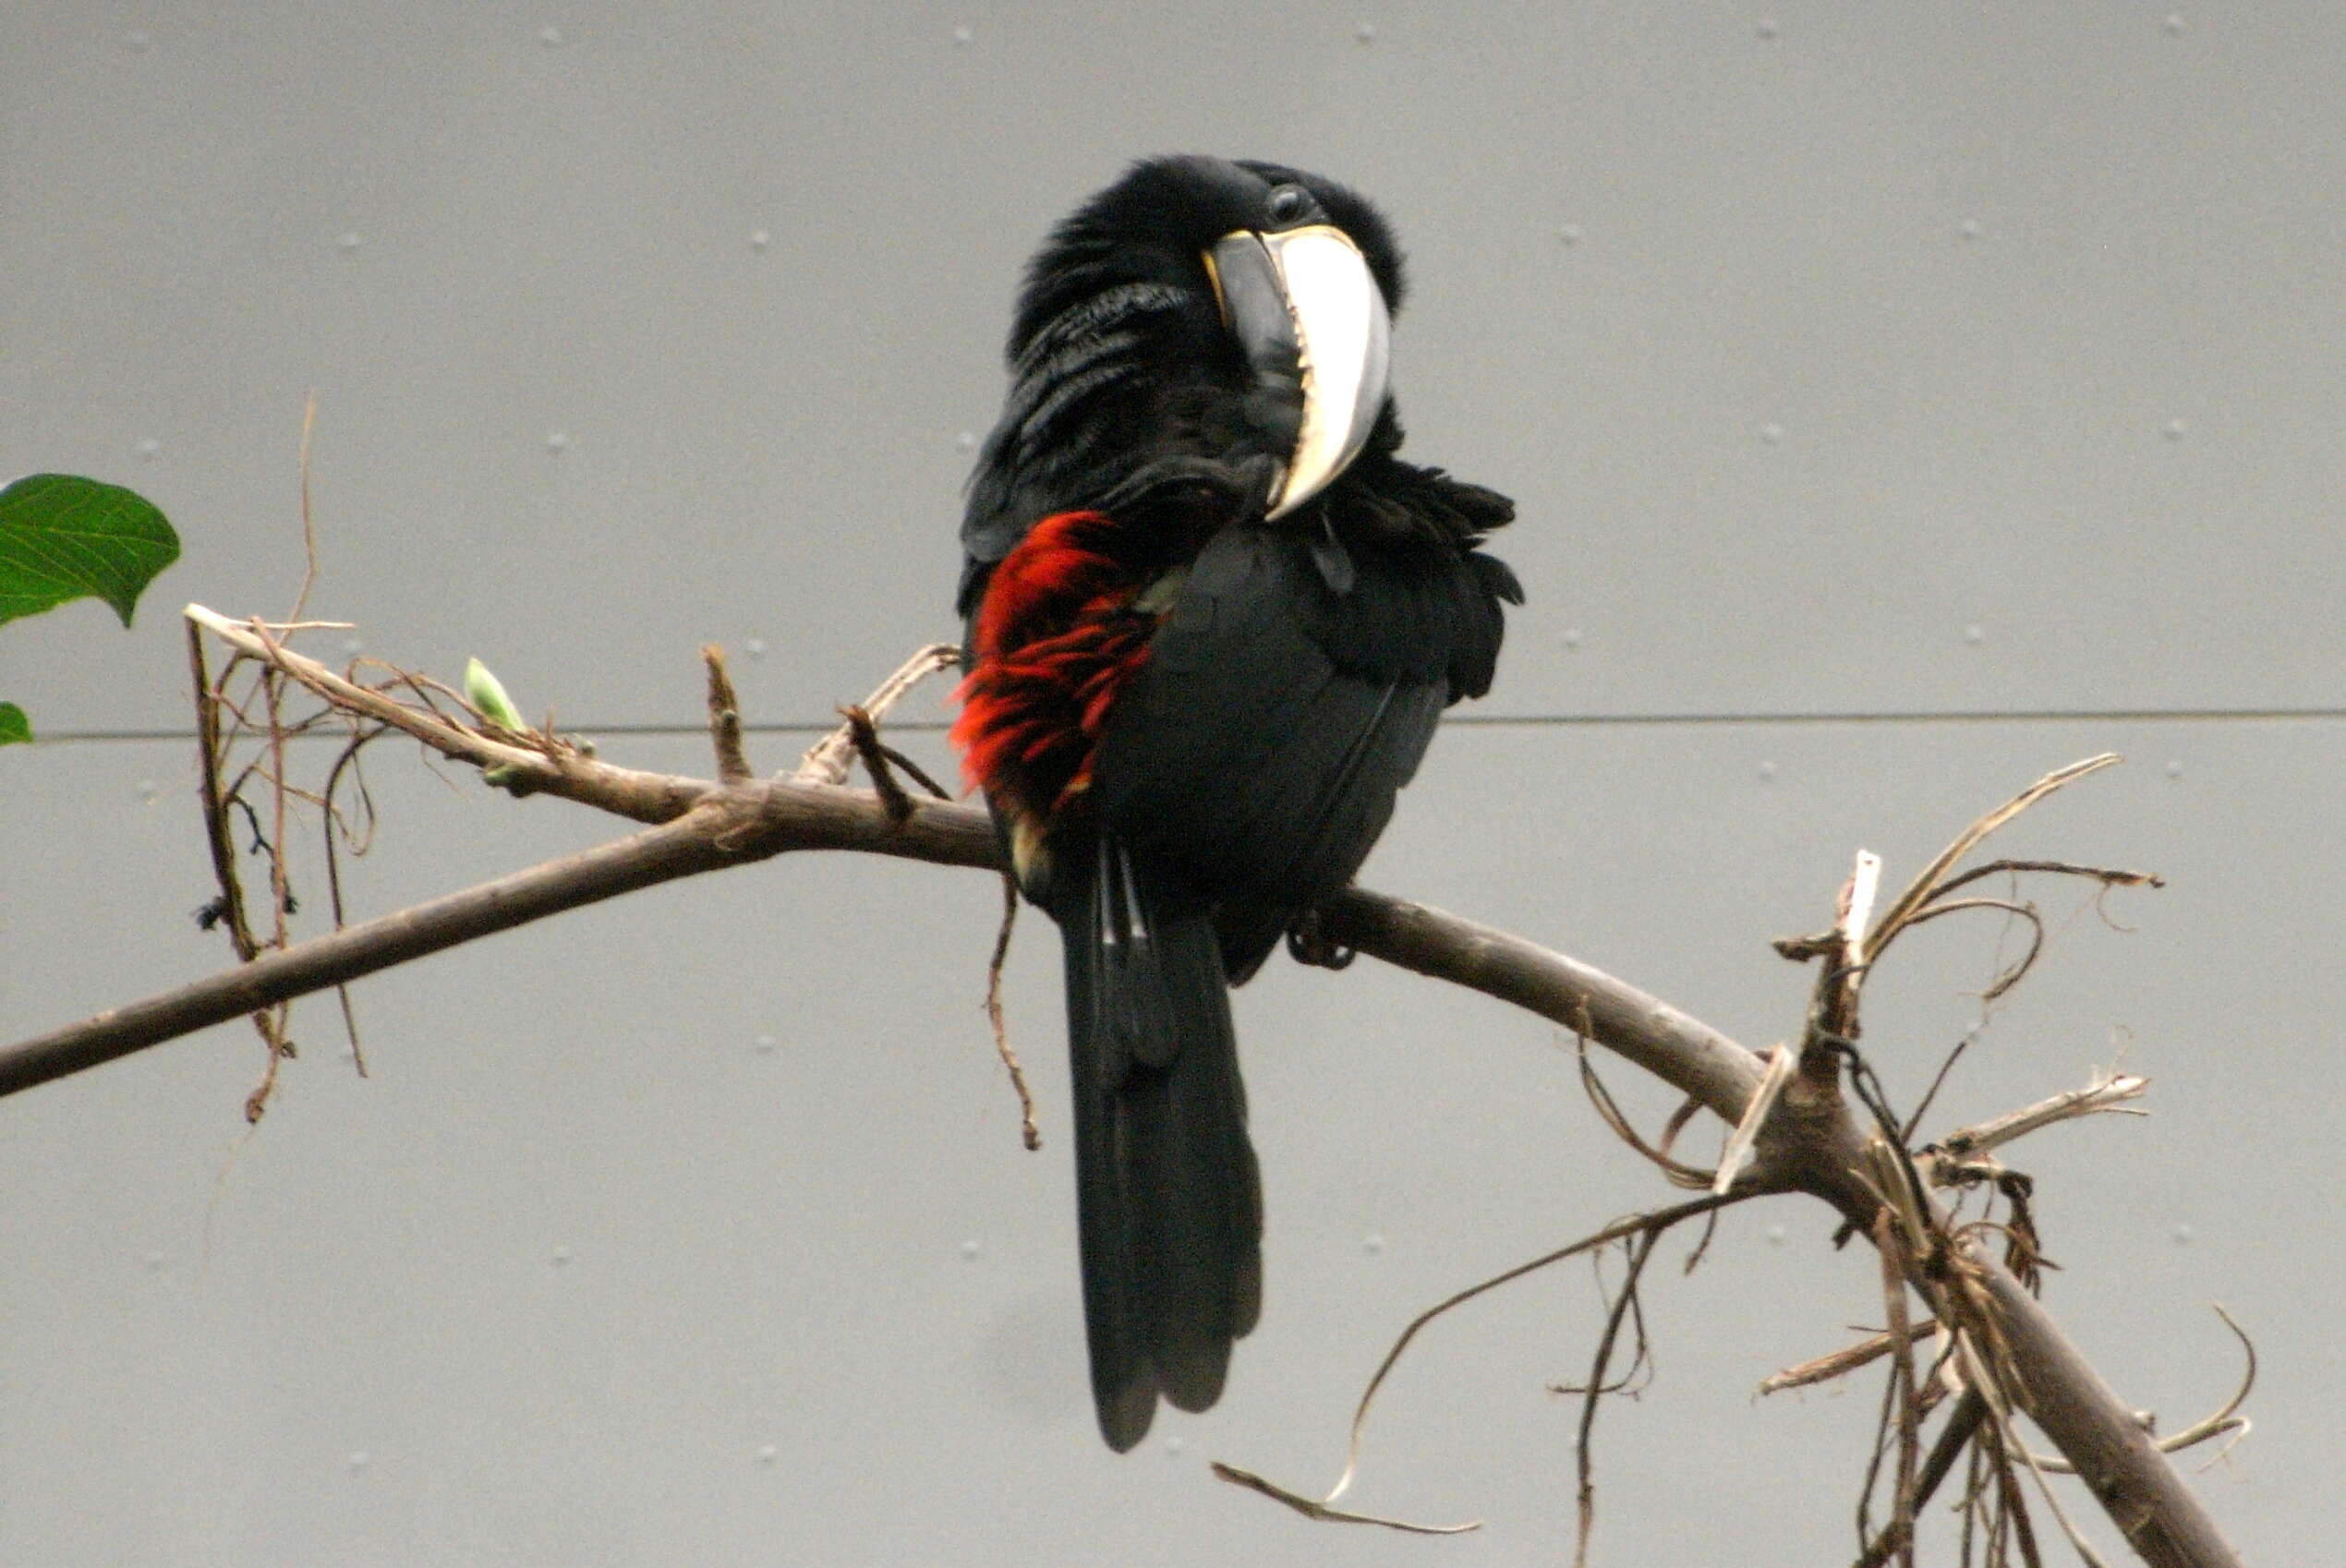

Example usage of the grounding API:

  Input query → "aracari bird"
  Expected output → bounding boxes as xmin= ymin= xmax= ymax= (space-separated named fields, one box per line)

xmin=950 ymin=155 xmax=1520 ymax=1450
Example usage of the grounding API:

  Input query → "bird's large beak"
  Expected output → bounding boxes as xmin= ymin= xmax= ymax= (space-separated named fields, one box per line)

xmin=1206 ymin=225 xmax=1392 ymax=520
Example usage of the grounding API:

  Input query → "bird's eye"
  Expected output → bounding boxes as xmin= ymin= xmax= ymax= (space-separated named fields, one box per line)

xmin=1265 ymin=185 xmax=1312 ymax=226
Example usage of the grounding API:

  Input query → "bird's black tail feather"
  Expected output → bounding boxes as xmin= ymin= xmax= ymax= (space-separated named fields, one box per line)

xmin=1060 ymin=837 xmax=1263 ymax=1451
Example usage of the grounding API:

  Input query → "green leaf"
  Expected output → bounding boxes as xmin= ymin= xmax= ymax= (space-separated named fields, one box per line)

xmin=0 ymin=703 xmax=27 ymax=745
xmin=0 ymin=473 xmax=180 ymax=631
xmin=464 ymin=657 xmax=529 ymax=732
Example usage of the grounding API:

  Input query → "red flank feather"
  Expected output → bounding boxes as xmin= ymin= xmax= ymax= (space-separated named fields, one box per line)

xmin=951 ymin=512 xmax=1155 ymax=828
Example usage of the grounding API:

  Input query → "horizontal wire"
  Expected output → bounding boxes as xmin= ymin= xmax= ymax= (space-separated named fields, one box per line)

xmin=27 ymin=705 xmax=2346 ymax=746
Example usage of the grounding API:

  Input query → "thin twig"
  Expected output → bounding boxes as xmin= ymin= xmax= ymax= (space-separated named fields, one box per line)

xmin=1874 ymin=1209 xmax=1922 ymax=1568
xmin=1862 ymin=1387 xmax=1992 ymax=1568
xmin=1758 ymin=1321 xmax=1938 ymax=1397
xmin=188 ymin=626 xmax=260 ymax=966
xmin=795 ymin=643 xmax=961 ymax=784
xmin=1714 ymin=1042 xmax=1794 ymax=1194
xmin=1926 ymin=858 xmax=2164 ymax=906
xmin=1901 ymin=1023 xmax=1984 ymax=1146
xmin=1958 ymin=1333 xmax=2114 ymax=1568
xmin=984 ymin=874 xmax=1039 ymax=1152
xmin=1568 ymin=1227 xmax=1662 ymax=1568
xmin=248 ymin=621 xmax=303 ymax=1122
xmin=1936 ymin=1073 xmax=2151 ymax=1162
xmin=318 ymin=723 xmax=384 ymax=1078
xmin=1206 ymin=1464 xmax=1477 ymax=1535
xmin=289 ymin=389 xmax=321 ymax=624
xmin=877 ymin=742 xmax=953 ymax=802
xmin=843 ymin=705 xmax=913 ymax=824
xmin=1863 ymin=755 xmax=2122 ymax=967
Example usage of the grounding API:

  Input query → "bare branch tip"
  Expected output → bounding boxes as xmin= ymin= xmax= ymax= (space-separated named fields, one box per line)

xmin=701 ymin=645 xmax=753 ymax=784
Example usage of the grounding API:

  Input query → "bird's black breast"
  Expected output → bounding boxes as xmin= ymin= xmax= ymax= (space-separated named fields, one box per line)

xmin=1089 ymin=488 xmax=1516 ymax=966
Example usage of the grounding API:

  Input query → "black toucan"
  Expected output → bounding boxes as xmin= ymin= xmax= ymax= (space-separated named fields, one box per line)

xmin=951 ymin=155 xmax=1520 ymax=1451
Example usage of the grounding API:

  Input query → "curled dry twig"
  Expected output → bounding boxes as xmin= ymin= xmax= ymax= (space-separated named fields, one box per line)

xmin=1899 ymin=897 xmax=2047 ymax=1003
xmin=2022 ymin=1307 xmax=2256 ymax=1476
xmin=1211 ymin=1195 xmax=1742 ymax=1538
xmin=1577 ymin=1045 xmax=1714 ymax=1190
xmin=1862 ymin=755 xmax=2123 ymax=968
xmin=317 ymin=722 xmax=388 ymax=1077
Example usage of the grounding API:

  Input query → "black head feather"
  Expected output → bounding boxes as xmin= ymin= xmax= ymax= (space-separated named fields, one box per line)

xmin=1006 ymin=155 xmax=1406 ymax=363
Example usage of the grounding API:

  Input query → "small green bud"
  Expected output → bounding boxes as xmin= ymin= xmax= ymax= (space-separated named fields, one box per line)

xmin=480 ymin=763 xmax=534 ymax=794
xmin=465 ymin=657 xmax=528 ymax=732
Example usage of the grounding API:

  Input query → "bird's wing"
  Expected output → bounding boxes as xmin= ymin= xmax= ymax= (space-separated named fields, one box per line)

xmin=1090 ymin=521 xmax=1500 ymax=977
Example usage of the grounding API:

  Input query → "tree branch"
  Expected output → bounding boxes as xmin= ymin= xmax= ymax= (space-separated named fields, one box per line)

xmin=0 ymin=780 xmax=993 ymax=1099
xmin=0 ymin=609 xmax=2241 ymax=1568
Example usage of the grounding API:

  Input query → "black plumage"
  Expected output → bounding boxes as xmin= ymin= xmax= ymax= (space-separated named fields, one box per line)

xmin=952 ymin=155 xmax=1520 ymax=1450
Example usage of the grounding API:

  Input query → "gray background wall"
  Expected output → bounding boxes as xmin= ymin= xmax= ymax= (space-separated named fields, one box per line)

xmin=2 ymin=5 xmax=2329 ymax=1562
